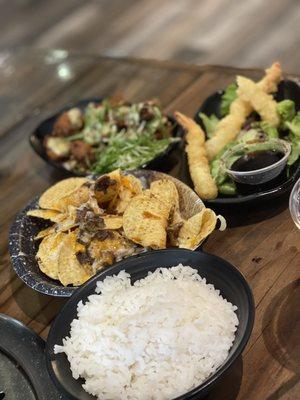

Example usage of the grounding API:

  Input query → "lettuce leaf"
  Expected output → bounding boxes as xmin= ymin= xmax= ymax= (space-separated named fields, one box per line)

xmin=259 ymin=122 xmax=279 ymax=138
xmin=284 ymin=112 xmax=300 ymax=165
xmin=288 ymin=138 xmax=300 ymax=166
xmin=249 ymin=121 xmax=279 ymax=139
xmin=277 ymin=100 xmax=296 ymax=123
xmin=220 ymin=84 xmax=237 ymax=116
xmin=285 ymin=113 xmax=300 ymax=138
xmin=198 ymin=113 xmax=219 ymax=138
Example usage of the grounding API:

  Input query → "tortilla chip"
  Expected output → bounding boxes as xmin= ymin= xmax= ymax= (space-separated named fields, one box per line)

xmin=36 ymin=232 xmax=65 ymax=280
xmin=94 ymin=170 xmax=121 ymax=204
xmin=27 ymin=209 xmax=62 ymax=222
xmin=35 ymin=226 xmax=56 ymax=240
xmin=39 ymin=178 xmax=88 ymax=211
xmin=89 ymin=231 xmax=131 ymax=256
xmin=121 ymin=173 xmax=143 ymax=194
xmin=178 ymin=208 xmax=217 ymax=249
xmin=149 ymin=180 xmax=182 ymax=246
xmin=114 ymin=188 xmax=133 ymax=214
xmin=85 ymin=195 xmax=104 ymax=215
xmin=123 ymin=191 xmax=170 ymax=249
xmin=88 ymin=231 xmax=135 ymax=271
xmin=52 ymin=183 xmax=91 ymax=212
xmin=55 ymin=218 xmax=78 ymax=232
xmin=58 ymin=231 xmax=91 ymax=286
xmin=150 ymin=179 xmax=179 ymax=209
xmin=102 ymin=215 xmax=123 ymax=230
xmin=65 ymin=205 xmax=78 ymax=220
xmin=107 ymin=172 xmax=143 ymax=214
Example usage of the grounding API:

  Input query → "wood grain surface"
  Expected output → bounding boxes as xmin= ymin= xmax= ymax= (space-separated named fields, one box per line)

xmin=0 ymin=0 xmax=299 ymax=74
xmin=0 ymin=50 xmax=299 ymax=400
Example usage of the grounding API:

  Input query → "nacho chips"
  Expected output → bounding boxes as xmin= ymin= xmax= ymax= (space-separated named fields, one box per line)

xmin=178 ymin=209 xmax=217 ymax=249
xmin=27 ymin=209 xmax=62 ymax=222
xmin=123 ymin=190 xmax=172 ymax=249
xmin=29 ymin=170 xmax=221 ymax=287
xmin=34 ymin=226 xmax=56 ymax=240
xmin=58 ymin=231 xmax=92 ymax=286
xmin=150 ymin=179 xmax=179 ymax=208
xmin=88 ymin=231 xmax=135 ymax=271
xmin=39 ymin=177 xmax=88 ymax=210
xmin=102 ymin=215 xmax=123 ymax=230
xmin=36 ymin=232 xmax=65 ymax=280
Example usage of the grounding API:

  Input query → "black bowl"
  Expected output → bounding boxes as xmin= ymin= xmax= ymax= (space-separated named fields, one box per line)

xmin=30 ymin=98 xmax=182 ymax=177
xmin=0 ymin=313 xmax=66 ymax=400
xmin=194 ymin=79 xmax=300 ymax=206
xmin=46 ymin=249 xmax=255 ymax=400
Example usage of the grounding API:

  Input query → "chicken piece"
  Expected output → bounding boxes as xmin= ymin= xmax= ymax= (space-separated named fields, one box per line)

xmin=70 ymin=140 xmax=95 ymax=163
xmin=52 ymin=108 xmax=83 ymax=137
xmin=45 ymin=136 xmax=70 ymax=161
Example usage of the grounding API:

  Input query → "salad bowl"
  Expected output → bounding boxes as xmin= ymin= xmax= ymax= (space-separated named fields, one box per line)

xmin=30 ymin=98 xmax=182 ymax=177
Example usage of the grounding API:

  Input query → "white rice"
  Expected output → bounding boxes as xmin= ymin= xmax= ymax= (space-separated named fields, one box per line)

xmin=54 ymin=264 xmax=238 ymax=400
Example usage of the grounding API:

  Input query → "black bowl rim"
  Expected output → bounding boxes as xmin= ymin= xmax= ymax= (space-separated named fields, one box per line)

xmin=194 ymin=79 xmax=300 ymax=205
xmin=29 ymin=97 xmax=183 ymax=177
xmin=45 ymin=248 xmax=255 ymax=400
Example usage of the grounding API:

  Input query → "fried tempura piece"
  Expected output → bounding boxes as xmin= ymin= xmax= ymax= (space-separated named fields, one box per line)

xmin=205 ymin=62 xmax=282 ymax=160
xmin=258 ymin=62 xmax=282 ymax=93
xmin=237 ymin=76 xmax=280 ymax=126
xmin=175 ymin=112 xmax=218 ymax=200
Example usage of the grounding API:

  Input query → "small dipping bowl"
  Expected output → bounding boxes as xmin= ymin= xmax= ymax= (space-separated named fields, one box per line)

xmin=221 ymin=139 xmax=291 ymax=185
xmin=289 ymin=176 xmax=300 ymax=229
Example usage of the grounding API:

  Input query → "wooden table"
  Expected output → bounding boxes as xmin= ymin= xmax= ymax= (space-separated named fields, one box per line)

xmin=0 ymin=49 xmax=299 ymax=400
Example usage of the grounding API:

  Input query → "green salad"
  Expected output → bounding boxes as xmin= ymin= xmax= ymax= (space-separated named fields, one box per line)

xmin=199 ymin=85 xmax=300 ymax=196
xmin=45 ymin=100 xmax=178 ymax=174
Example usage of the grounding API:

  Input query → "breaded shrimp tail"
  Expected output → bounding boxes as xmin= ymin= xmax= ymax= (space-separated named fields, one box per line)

xmin=205 ymin=62 xmax=282 ymax=160
xmin=174 ymin=112 xmax=218 ymax=200
xmin=258 ymin=62 xmax=282 ymax=93
xmin=237 ymin=76 xmax=280 ymax=127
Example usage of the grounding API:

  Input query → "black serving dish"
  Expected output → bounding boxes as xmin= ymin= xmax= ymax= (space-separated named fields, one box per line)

xmin=0 ymin=313 xmax=66 ymax=400
xmin=46 ymin=248 xmax=255 ymax=400
xmin=30 ymin=98 xmax=182 ymax=177
xmin=8 ymin=170 xmax=208 ymax=297
xmin=194 ymin=79 xmax=300 ymax=207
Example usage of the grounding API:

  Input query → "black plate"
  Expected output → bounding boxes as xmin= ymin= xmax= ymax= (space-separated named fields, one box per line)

xmin=46 ymin=249 xmax=255 ymax=400
xmin=194 ymin=79 xmax=300 ymax=206
xmin=0 ymin=313 xmax=67 ymax=400
xmin=30 ymin=98 xmax=182 ymax=177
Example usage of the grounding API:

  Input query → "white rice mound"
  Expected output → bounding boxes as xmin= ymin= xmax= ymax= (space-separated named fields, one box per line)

xmin=54 ymin=264 xmax=239 ymax=400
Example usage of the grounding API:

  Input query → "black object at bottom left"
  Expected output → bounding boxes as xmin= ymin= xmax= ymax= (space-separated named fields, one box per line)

xmin=0 ymin=313 xmax=69 ymax=400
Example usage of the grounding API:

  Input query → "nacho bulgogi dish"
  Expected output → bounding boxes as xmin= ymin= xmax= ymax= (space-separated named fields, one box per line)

xmin=27 ymin=170 xmax=217 ymax=286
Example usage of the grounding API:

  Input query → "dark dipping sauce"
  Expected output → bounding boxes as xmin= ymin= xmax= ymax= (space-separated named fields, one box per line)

xmin=231 ymin=150 xmax=284 ymax=172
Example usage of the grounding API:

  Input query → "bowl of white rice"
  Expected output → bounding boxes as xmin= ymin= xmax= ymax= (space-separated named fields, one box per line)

xmin=46 ymin=249 xmax=254 ymax=400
